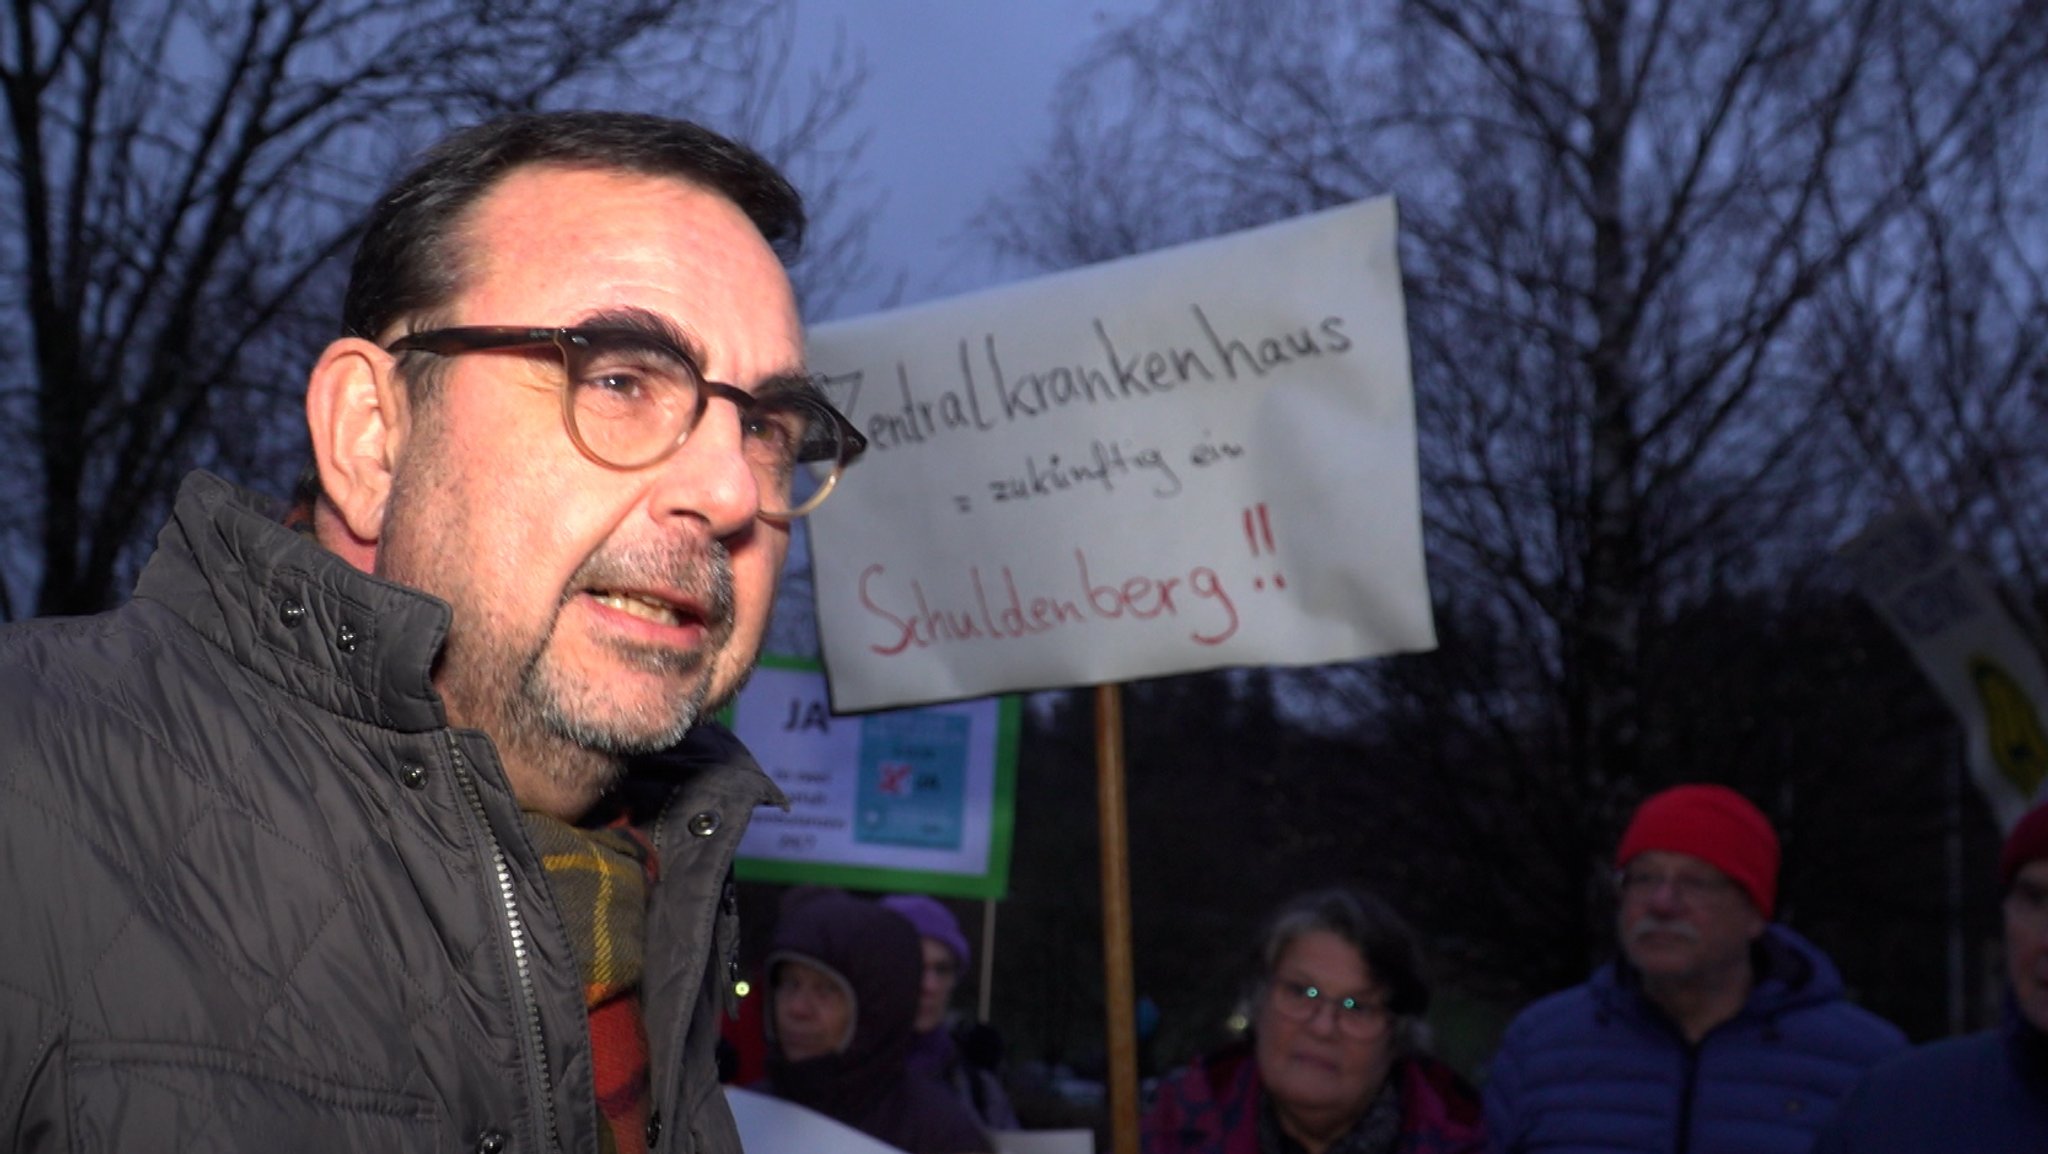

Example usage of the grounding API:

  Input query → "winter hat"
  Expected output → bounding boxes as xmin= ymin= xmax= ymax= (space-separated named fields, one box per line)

xmin=1615 ymin=784 xmax=1781 ymax=918
xmin=1999 ymin=802 xmax=2048 ymax=889
xmin=879 ymin=894 xmax=970 ymax=968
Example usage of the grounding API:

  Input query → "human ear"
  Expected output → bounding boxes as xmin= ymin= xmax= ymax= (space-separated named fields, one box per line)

xmin=304 ymin=337 xmax=410 ymax=545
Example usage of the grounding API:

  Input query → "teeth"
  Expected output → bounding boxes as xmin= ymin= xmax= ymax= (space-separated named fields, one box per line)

xmin=591 ymin=591 xmax=682 ymax=626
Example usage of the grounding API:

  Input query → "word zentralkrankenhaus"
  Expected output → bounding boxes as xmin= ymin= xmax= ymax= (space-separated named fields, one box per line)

xmin=846 ymin=305 xmax=1353 ymax=452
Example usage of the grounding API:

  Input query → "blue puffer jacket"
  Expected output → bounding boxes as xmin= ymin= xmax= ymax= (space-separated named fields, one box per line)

xmin=1482 ymin=925 xmax=1906 ymax=1154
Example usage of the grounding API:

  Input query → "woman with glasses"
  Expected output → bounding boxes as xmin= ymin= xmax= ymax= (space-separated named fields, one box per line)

xmin=1142 ymin=887 xmax=1484 ymax=1154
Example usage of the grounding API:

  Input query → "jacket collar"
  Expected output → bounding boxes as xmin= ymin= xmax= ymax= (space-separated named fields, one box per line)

xmin=136 ymin=471 xmax=793 ymax=818
xmin=134 ymin=471 xmax=454 ymax=732
xmin=1598 ymin=922 xmax=1839 ymax=1023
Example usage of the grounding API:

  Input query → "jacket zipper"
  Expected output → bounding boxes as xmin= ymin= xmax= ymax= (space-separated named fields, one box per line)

xmin=1674 ymin=1038 xmax=1699 ymax=1154
xmin=450 ymin=739 xmax=564 ymax=1153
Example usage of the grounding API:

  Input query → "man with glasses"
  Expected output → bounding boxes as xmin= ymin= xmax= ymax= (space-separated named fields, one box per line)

xmin=1483 ymin=784 xmax=1904 ymax=1154
xmin=1814 ymin=801 xmax=2048 ymax=1153
xmin=0 ymin=111 xmax=862 ymax=1154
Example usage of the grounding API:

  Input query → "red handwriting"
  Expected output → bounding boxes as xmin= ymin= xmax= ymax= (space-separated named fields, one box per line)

xmin=860 ymin=549 xmax=1241 ymax=655
xmin=877 ymin=762 xmax=913 ymax=796
xmin=1242 ymin=503 xmax=1285 ymax=590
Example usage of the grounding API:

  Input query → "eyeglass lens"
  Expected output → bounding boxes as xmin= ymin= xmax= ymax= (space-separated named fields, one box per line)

xmin=1272 ymin=980 xmax=1386 ymax=1038
xmin=1617 ymin=870 xmax=1729 ymax=901
xmin=559 ymin=330 xmax=847 ymax=517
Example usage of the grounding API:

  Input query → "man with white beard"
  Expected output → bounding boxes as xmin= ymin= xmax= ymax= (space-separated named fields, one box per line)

xmin=1483 ymin=785 xmax=1905 ymax=1154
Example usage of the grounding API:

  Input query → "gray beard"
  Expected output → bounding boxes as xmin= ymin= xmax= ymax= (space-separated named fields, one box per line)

xmin=430 ymin=543 xmax=742 ymax=807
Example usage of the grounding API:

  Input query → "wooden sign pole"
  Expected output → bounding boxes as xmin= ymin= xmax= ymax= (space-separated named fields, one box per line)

xmin=1094 ymin=683 xmax=1140 ymax=1154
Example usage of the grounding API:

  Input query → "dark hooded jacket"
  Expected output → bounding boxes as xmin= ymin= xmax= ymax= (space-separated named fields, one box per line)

xmin=0 ymin=472 xmax=780 ymax=1154
xmin=763 ymin=889 xmax=994 ymax=1154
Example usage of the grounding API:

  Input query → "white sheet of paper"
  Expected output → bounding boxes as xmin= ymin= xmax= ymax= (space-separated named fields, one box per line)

xmin=989 ymin=1129 xmax=1095 ymax=1154
xmin=724 ymin=1085 xmax=909 ymax=1154
xmin=805 ymin=196 xmax=1435 ymax=712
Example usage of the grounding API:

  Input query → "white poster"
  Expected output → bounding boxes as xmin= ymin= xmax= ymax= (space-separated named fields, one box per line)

xmin=724 ymin=1086 xmax=906 ymax=1154
xmin=805 ymin=196 xmax=1435 ymax=711
xmin=1841 ymin=509 xmax=2048 ymax=830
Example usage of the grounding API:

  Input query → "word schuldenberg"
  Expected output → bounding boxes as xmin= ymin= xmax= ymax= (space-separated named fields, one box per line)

xmin=856 ymin=305 xmax=1353 ymax=453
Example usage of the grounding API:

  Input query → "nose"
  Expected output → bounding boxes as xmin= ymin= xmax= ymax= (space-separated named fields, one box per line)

xmin=1643 ymin=878 xmax=1695 ymax=913
xmin=780 ymin=986 xmax=814 ymax=1019
xmin=1302 ymin=1000 xmax=1342 ymax=1036
xmin=647 ymin=396 xmax=761 ymax=538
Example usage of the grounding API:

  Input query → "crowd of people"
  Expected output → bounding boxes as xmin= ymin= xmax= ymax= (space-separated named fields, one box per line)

xmin=1137 ymin=783 xmax=2043 ymax=1154
xmin=1137 ymin=783 xmax=2048 ymax=1154
xmin=0 ymin=104 xmax=2042 ymax=1154
xmin=721 ymin=781 xmax=2048 ymax=1154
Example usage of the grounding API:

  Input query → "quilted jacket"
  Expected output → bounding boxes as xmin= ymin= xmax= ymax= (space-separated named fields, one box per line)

xmin=1482 ymin=925 xmax=1907 ymax=1154
xmin=0 ymin=472 xmax=782 ymax=1154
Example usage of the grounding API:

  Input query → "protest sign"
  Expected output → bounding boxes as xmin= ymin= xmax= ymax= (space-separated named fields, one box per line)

xmin=728 ymin=658 xmax=1018 ymax=898
xmin=804 ymin=195 xmax=1435 ymax=711
xmin=1841 ymin=509 xmax=2048 ymax=830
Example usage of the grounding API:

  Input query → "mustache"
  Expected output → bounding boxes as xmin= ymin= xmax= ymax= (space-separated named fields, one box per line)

xmin=1627 ymin=916 xmax=1701 ymax=946
xmin=567 ymin=537 xmax=737 ymax=628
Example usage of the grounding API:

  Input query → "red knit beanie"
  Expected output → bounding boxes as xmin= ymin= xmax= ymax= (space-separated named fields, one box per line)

xmin=1999 ymin=802 xmax=2048 ymax=889
xmin=1615 ymin=784 xmax=1781 ymax=917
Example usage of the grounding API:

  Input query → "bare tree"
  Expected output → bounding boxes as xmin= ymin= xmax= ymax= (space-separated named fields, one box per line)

xmin=975 ymin=0 xmax=2048 ymax=1010
xmin=0 ymin=0 xmax=874 ymax=618
xmin=1805 ymin=65 xmax=2048 ymax=625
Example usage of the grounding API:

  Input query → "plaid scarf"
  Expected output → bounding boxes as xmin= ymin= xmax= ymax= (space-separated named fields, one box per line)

xmin=524 ymin=811 xmax=659 ymax=1154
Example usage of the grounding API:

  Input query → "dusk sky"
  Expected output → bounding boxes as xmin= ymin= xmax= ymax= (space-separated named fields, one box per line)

xmin=785 ymin=0 xmax=1149 ymax=321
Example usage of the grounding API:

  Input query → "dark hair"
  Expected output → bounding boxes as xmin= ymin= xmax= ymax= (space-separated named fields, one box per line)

xmin=340 ymin=110 xmax=805 ymax=345
xmin=1254 ymin=886 xmax=1430 ymax=1023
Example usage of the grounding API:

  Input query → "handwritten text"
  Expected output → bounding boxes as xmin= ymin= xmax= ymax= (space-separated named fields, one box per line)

xmin=859 ymin=550 xmax=1240 ymax=655
xmin=851 ymin=305 xmax=1352 ymax=453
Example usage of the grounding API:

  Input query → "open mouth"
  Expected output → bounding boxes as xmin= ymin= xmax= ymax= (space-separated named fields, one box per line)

xmin=588 ymin=589 xmax=689 ymax=628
